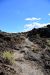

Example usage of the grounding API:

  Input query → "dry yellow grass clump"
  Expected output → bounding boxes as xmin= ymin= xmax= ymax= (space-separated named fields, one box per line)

xmin=3 ymin=51 xmax=14 ymax=64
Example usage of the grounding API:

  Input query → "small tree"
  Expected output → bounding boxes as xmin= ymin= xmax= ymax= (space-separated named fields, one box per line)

xmin=47 ymin=24 xmax=50 ymax=28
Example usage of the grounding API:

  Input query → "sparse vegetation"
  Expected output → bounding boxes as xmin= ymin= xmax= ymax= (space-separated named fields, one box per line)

xmin=2 ymin=51 xmax=13 ymax=64
xmin=32 ymin=48 xmax=39 ymax=53
xmin=46 ymin=39 xmax=50 ymax=46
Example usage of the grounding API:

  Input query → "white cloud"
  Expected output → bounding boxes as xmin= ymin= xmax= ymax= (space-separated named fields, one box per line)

xmin=48 ymin=13 xmax=50 ymax=16
xmin=24 ymin=22 xmax=49 ymax=32
xmin=25 ymin=17 xmax=41 ymax=21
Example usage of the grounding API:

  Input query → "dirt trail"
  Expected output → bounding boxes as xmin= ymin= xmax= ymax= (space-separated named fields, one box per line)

xmin=13 ymin=38 xmax=44 ymax=75
xmin=13 ymin=50 xmax=44 ymax=75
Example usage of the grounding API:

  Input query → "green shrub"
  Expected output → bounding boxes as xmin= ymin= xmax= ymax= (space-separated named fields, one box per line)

xmin=3 ymin=51 xmax=13 ymax=65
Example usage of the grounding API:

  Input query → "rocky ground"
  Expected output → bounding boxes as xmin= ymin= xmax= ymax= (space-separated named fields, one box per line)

xmin=0 ymin=25 xmax=50 ymax=75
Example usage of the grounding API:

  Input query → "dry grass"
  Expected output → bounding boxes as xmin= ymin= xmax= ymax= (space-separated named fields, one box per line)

xmin=3 ymin=51 xmax=14 ymax=64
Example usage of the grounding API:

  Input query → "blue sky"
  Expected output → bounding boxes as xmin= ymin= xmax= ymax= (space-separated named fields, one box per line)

xmin=0 ymin=0 xmax=50 ymax=32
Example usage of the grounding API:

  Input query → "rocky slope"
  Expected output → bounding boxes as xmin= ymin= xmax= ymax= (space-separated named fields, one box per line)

xmin=0 ymin=25 xmax=50 ymax=75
